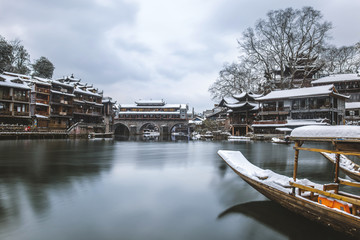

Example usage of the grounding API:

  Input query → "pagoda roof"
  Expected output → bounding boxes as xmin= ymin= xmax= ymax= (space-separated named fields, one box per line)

xmin=224 ymin=101 xmax=259 ymax=111
xmin=232 ymin=92 xmax=263 ymax=101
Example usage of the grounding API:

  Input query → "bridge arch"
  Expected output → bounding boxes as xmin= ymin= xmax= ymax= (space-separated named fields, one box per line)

xmin=114 ymin=123 xmax=130 ymax=137
xmin=139 ymin=122 xmax=160 ymax=134
xmin=170 ymin=123 xmax=189 ymax=134
xmin=113 ymin=119 xmax=189 ymax=136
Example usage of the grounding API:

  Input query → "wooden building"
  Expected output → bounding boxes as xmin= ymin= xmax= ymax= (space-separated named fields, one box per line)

xmin=220 ymin=92 xmax=261 ymax=136
xmin=49 ymin=79 xmax=75 ymax=129
xmin=345 ymin=102 xmax=360 ymax=125
xmin=29 ymin=77 xmax=51 ymax=129
xmin=254 ymin=85 xmax=348 ymax=133
xmin=312 ymin=73 xmax=360 ymax=102
xmin=72 ymin=84 xmax=103 ymax=124
xmin=102 ymin=97 xmax=116 ymax=133
xmin=0 ymin=74 xmax=31 ymax=125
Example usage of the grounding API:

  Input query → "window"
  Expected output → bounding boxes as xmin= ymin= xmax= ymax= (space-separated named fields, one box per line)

xmin=300 ymin=99 xmax=306 ymax=109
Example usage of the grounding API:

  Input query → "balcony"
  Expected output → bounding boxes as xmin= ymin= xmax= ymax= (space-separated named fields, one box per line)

xmin=14 ymin=111 xmax=30 ymax=117
xmin=0 ymin=95 xmax=12 ymax=101
xmin=36 ymin=99 xmax=50 ymax=105
xmin=253 ymin=120 xmax=287 ymax=125
xmin=13 ymin=96 xmax=29 ymax=102
xmin=36 ymin=87 xmax=50 ymax=94
xmin=51 ymin=111 xmax=72 ymax=117
xmin=36 ymin=111 xmax=50 ymax=116
xmin=0 ymin=110 xmax=12 ymax=116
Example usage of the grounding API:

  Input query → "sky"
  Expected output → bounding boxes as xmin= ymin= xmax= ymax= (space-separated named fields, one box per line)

xmin=0 ymin=0 xmax=359 ymax=112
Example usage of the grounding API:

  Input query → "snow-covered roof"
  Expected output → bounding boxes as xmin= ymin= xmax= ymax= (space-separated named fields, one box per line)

xmin=346 ymin=102 xmax=360 ymax=109
xmin=135 ymin=99 xmax=165 ymax=106
xmin=119 ymin=103 xmax=184 ymax=109
xmin=256 ymin=84 xmax=348 ymax=101
xmin=102 ymin=97 xmax=115 ymax=104
xmin=291 ymin=125 xmax=360 ymax=139
xmin=33 ymin=77 xmax=52 ymax=86
xmin=312 ymin=73 xmax=360 ymax=84
xmin=51 ymin=79 xmax=75 ymax=88
xmin=224 ymin=101 xmax=259 ymax=110
xmin=50 ymin=90 xmax=75 ymax=97
xmin=118 ymin=111 xmax=181 ymax=115
xmin=252 ymin=119 xmax=328 ymax=128
xmin=74 ymin=87 xmax=102 ymax=97
xmin=3 ymin=71 xmax=31 ymax=79
xmin=56 ymin=75 xmax=81 ymax=82
xmin=0 ymin=74 xmax=31 ymax=90
xmin=233 ymin=92 xmax=262 ymax=100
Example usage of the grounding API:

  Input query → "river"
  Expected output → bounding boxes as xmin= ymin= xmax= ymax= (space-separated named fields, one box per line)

xmin=0 ymin=139 xmax=355 ymax=240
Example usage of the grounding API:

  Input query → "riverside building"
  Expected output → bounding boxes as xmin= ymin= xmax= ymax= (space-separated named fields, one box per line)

xmin=0 ymin=73 xmax=31 ymax=125
xmin=253 ymin=84 xmax=348 ymax=134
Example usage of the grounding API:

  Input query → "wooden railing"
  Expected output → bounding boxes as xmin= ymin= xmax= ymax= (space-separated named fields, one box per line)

xmin=289 ymin=181 xmax=360 ymax=216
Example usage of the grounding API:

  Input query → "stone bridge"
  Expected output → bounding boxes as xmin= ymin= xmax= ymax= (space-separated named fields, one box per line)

xmin=113 ymin=119 xmax=189 ymax=136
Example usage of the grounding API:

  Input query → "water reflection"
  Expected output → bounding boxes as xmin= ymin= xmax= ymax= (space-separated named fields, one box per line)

xmin=0 ymin=140 xmax=355 ymax=240
xmin=0 ymin=140 xmax=115 ymax=234
xmin=218 ymin=201 xmax=356 ymax=240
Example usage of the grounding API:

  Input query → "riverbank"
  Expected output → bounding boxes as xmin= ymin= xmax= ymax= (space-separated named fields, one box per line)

xmin=0 ymin=131 xmax=115 ymax=140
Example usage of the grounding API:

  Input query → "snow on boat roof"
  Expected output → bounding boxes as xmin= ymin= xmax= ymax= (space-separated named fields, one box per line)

xmin=346 ymin=102 xmax=360 ymax=109
xmin=256 ymin=84 xmax=348 ymax=101
xmin=312 ymin=73 xmax=360 ymax=84
xmin=291 ymin=125 xmax=360 ymax=139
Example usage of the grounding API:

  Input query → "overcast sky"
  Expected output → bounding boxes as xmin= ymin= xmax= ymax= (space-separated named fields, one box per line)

xmin=0 ymin=0 xmax=359 ymax=112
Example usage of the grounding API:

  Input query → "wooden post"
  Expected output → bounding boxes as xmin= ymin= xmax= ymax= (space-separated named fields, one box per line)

xmin=292 ymin=141 xmax=300 ymax=195
xmin=334 ymin=153 xmax=340 ymax=183
xmin=293 ymin=141 xmax=300 ymax=181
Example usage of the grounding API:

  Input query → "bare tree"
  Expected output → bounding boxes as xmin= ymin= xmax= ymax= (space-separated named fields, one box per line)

xmin=0 ymin=35 xmax=13 ymax=72
xmin=9 ymin=39 xmax=31 ymax=74
xmin=239 ymin=7 xmax=332 ymax=90
xmin=322 ymin=44 xmax=360 ymax=74
xmin=208 ymin=61 xmax=261 ymax=100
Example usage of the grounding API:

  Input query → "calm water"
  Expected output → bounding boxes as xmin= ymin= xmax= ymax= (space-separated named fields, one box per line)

xmin=0 ymin=139 xmax=356 ymax=240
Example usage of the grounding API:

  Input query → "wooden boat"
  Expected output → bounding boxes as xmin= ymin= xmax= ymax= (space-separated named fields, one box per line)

xmin=218 ymin=125 xmax=360 ymax=237
xmin=321 ymin=152 xmax=360 ymax=182
xmin=228 ymin=136 xmax=251 ymax=142
xmin=271 ymin=137 xmax=291 ymax=144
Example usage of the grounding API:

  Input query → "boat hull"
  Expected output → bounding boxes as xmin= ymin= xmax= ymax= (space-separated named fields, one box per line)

xmin=226 ymin=163 xmax=360 ymax=238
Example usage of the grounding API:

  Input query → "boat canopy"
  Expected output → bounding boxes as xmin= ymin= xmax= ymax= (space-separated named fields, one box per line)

xmin=291 ymin=125 xmax=360 ymax=141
